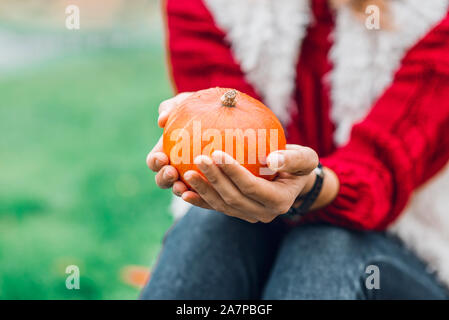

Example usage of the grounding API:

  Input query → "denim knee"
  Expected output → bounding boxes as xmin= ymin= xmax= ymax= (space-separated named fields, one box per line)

xmin=141 ymin=207 xmax=282 ymax=299
xmin=262 ymin=224 xmax=373 ymax=299
xmin=163 ymin=206 xmax=259 ymax=246
xmin=263 ymin=224 xmax=448 ymax=299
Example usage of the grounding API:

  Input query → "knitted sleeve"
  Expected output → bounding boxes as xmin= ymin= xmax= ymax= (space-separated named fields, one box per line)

xmin=312 ymin=13 xmax=449 ymax=230
xmin=163 ymin=0 xmax=259 ymax=98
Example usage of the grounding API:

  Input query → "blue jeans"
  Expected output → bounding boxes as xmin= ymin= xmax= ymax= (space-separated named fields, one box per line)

xmin=140 ymin=207 xmax=448 ymax=299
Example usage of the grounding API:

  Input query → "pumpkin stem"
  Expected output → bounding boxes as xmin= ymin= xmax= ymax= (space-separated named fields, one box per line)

xmin=221 ymin=89 xmax=237 ymax=107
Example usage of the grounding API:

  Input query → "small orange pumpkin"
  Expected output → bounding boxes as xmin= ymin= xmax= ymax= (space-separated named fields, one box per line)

xmin=163 ymin=87 xmax=286 ymax=185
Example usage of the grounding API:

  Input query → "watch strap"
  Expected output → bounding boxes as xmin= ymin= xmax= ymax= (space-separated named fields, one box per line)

xmin=285 ymin=163 xmax=324 ymax=221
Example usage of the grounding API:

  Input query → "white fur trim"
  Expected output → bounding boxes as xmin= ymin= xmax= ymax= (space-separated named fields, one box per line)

xmin=389 ymin=164 xmax=449 ymax=286
xmin=204 ymin=0 xmax=311 ymax=125
xmin=330 ymin=0 xmax=449 ymax=146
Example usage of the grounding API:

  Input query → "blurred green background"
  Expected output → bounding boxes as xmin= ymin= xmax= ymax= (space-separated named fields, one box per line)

xmin=0 ymin=0 xmax=174 ymax=299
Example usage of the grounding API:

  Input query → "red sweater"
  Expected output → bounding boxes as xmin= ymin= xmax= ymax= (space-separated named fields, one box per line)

xmin=164 ymin=0 xmax=449 ymax=230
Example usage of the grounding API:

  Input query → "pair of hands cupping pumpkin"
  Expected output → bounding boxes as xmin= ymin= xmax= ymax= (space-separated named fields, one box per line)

xmin=147 ymin=88 xmax=336 ymax=223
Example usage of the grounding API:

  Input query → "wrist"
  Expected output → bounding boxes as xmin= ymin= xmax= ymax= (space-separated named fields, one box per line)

xmin=289 ymin=165 xmax=339 ymax=215
xmin=290 ymin=171 xmax=316 ymax=210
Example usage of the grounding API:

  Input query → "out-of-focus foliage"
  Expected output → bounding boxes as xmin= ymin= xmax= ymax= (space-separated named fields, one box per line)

xmin=0 ymin=0 xmax=173 ymax=299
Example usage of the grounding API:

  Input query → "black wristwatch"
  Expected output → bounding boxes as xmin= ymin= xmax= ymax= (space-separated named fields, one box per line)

xmin=285 ymin=162 xmax=324 ymax=221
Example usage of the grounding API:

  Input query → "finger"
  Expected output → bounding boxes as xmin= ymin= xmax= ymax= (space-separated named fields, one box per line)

xmin=266 ymin=145 xmax=318 ymax=175
xmin=182 ymin=192 xmax=256 ymax=225
xmin=211 ymin=151 xmax=286 ymax=207
xmin=172 ymin=180 xmax=188 ymax=197
xmin=183 ymin=170 xmax=229 ymax=211
xmin=194 ymin=155 xmax=265 ymax=213
xmin=155 ymin=165 xmax=178 ymax=189
xmin=184 ymin=170 xmax=257 ymax=222
xmin=158 ymin=92 xmax=192 ymax=128
xmin=181 ymin=191 xmax=213 ymax=210
xmin=146 ymin=137 xmax=169 ymax=172
xmin=183 ymin=188 xmax=258 ymax=223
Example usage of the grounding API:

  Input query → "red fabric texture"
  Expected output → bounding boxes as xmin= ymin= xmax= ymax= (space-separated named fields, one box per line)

xmin=164 ymin=0 xmax=449 ymax=230
xmin=164 ymin=0 xmax=259 ymax=99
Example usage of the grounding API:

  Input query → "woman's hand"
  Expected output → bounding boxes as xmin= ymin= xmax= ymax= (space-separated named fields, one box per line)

xmin=146 ymin=92 xmax=192 ymax=193
xmin=147 ymin=94 xmax=339 ymax=223
xmin=180 ymin=145 xmax=321 ymax=223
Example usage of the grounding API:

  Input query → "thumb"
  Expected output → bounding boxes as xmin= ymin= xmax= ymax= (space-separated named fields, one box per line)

xmin=158 ymin=92 xmax=192 ymax=128
xmin=266 ymin=145 xmax=318 ymax=175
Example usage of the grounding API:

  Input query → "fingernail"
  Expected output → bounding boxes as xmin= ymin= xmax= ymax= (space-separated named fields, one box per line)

xmin=212 ymin=150 xmax=232 ymax=165
xmin=211 ymin=151 xmax=222 ymax=164
xmin=154 ymin=159 xmax=161 ymax=168
xmin=158 ymin=111 xmax=167 ymax=121
xmin=194 ymin=155 xmax=212 ymax=169
xmin=164 ymin=170 xmax=174 ymax=181
xmin=184 ymin=172 xmax=194 ymax=184
xmin=158 ymin=112 xmax=168 ymax=126
xmin=267 ymin=153 xmax=285 ymax=170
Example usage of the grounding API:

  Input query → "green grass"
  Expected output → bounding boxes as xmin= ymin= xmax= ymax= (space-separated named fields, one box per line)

xmin=0 ymin=46 xmax=174 ymax=299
